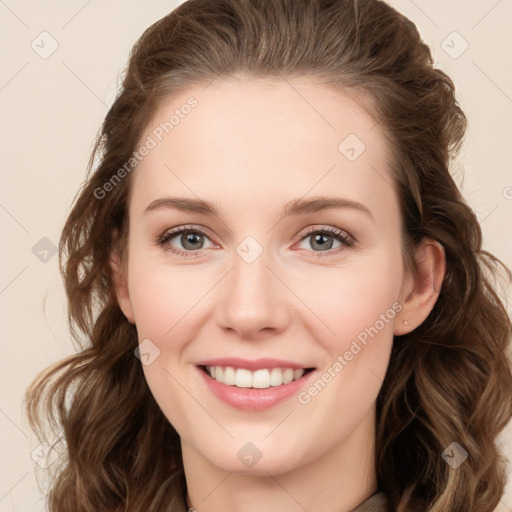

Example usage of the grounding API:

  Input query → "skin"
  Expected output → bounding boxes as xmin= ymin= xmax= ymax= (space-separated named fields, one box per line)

xmin=112 ymin=76 xmax=445 ymax=512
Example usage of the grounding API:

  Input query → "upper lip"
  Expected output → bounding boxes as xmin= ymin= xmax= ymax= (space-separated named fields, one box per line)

xmin=195 ymin=357 xmax=314 ymax=371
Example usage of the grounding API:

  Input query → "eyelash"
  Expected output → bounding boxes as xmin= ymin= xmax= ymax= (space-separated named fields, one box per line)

xmin=156 ymin=224 xmax=355 ymax=259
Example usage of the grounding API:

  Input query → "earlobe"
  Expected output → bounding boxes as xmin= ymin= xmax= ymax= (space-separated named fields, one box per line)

xmin=110 ymin=250 xmax=135 ymax=324
xmin=394 ymin=238 xmax=446 ymax=336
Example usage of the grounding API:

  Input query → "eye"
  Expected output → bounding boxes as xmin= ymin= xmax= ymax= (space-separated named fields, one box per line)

xmin=156 ymin=225 xmax=215 ymax=258
xmin=294 ymin=226 xmax=355 ymax=257
xmin=156 ymin=224 xmax=355 ymax=259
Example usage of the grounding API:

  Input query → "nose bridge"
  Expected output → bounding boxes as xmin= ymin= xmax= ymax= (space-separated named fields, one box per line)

xmin=215 ymin=234 xmax=289 ymax=336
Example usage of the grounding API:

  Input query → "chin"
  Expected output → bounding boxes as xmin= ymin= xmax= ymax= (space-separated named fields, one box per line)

xmin=196 ymin=438 xmax=308 ymax=476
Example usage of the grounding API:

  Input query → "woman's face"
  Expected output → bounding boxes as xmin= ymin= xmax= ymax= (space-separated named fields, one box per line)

xmin=116 ymin=77 xmax=411 ymax=475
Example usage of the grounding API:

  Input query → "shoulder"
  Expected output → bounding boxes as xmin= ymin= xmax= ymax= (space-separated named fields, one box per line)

xmin=351 ymin=491 xmax=388 ymax=512
xmin=353 ymin=494 xmax=511 ymax=512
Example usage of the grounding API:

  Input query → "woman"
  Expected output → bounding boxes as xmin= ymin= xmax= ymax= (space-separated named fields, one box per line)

xmin=24 ymin=0 xmax=512 ymax=511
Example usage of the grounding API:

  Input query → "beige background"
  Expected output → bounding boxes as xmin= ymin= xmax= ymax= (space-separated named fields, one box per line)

xmin=1 ymin=1 xmax=511 ymax=510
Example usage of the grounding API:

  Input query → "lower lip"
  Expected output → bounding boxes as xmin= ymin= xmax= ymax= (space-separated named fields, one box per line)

xmin=197 ymin=367 xmax=315 ymax=411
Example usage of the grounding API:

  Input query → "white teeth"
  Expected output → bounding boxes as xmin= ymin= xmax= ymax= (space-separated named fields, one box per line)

xmin=282 ymin=368 xmax=294 ymax=384
xmin=252 ymin=369 xmax=270 ymax=389
xmin=235 ymin=368 xmax=252 ymax=388
xmin=223 ymin=366 xmax=236 ymax=385
xmin=205 ymin=365 xmax=307 ymax=388
xmin=270 ymin=367 xmax=283 ymax=386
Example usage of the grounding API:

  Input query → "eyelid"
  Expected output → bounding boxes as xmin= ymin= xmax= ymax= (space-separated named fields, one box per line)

xmin=158 ymin=224 xmax=216 ymax=243
xmin=159 ymin=224 xmax=354 ymax=243
xmin=292 ymin=225 xmax=355 ymax=253
xmin=157 ymin=223 xmax=355 ymax=257
xmin=297 ymin=224 xmax=354 ymax=243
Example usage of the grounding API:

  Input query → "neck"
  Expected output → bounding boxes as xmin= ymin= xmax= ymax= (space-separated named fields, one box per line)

xmin=182 ymin=404 xmax=378 ymax=512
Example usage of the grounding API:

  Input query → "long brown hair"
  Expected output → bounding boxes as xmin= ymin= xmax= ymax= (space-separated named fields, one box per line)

xmin=24 ymin=0 xmax=512 ymax=510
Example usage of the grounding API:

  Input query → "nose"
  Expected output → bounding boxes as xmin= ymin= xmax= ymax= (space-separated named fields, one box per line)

xmin=214 ymin=247 xmax=290 ymax=341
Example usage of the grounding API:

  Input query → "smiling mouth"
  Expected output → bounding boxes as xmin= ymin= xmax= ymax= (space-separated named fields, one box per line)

xmin=199 ymin=365 xmax=315 ymax=389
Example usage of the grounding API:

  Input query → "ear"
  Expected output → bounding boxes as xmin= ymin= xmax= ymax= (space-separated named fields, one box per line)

xmin=110 ymin=248 xmax=135 ymax=324
xmin=394 ymin=237 xmax=446 ymax=335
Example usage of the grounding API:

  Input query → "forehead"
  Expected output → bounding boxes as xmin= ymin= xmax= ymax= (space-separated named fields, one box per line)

xmin=130 ymin=77 xmax=397 ymax=221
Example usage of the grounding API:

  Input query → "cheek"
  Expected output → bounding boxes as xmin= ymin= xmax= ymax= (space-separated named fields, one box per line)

xmin=126 ymin=257 xmax=208 ymax=431
xmin=127 ymin=255 xmax=204 ymax=340
xmin=293 ymin=262 xmax=401 ymax=432
xmin=294 ymin=256 xmax=402 ymax=355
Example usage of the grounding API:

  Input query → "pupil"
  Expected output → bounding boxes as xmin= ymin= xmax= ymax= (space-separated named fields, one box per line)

xmin=313 ymin=233 xmax=332 ymax=251
xmin=183 ymin=232 xmax=202 ymax=249
xmin=179 ymin=232 xmax=334 ymax=251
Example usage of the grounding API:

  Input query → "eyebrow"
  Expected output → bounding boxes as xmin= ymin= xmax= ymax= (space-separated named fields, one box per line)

xmin=144 ymin=196 xmax=374 ymax=221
